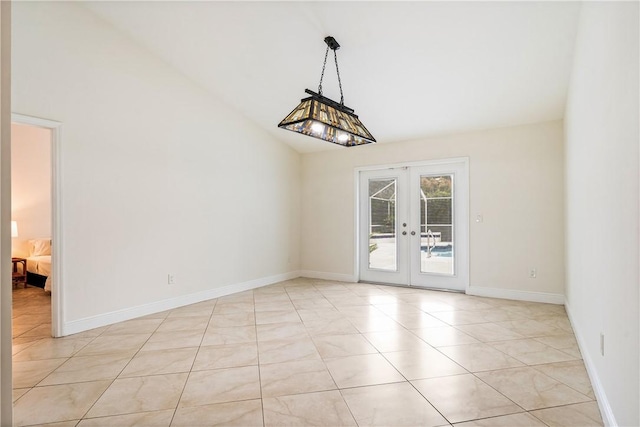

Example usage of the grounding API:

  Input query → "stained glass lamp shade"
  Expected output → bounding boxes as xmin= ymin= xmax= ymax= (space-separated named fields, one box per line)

xmin=278 ymin=89 xmax=376 ymax=147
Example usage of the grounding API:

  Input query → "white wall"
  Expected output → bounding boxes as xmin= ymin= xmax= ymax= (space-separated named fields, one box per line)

xmin=12 ymin=2 xmax=301 ymax=330
xmin=564 ymin=2 xmax=639 ymax=426
xmin=11 ymin=123 xmax=51 ymax=258
xmin=301 ymin=120 xmax=565 ymax=300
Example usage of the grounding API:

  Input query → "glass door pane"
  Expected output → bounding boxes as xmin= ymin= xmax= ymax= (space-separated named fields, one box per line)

xmin=359 ymin=169 xmax=408 ymax=286
xmin=368 ymin=178 xmax=397 ymax=271
xmin=419 ymin=175 xmax=454 ymax=275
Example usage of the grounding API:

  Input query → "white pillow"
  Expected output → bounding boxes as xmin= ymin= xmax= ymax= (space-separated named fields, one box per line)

xmin=28 ymin=239 xmax=51 ymax=257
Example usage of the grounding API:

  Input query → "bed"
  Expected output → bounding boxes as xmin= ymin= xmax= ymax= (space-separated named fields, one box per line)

xmin=27 ymin=255 xmax=52 ymax=291
xmin=25 ymin=239 xmax=52 ymax=292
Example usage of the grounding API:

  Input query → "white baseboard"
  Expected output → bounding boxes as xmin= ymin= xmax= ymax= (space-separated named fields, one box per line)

xmin=61 ymin=271 xmax=300 ymax=336
xmin=299 ymin=270 xmax=357 ymax=283
xmin=466 ymin=285 xmax=565 ymax=305
xmin=565 ymin=301 xmax=617 ymax=427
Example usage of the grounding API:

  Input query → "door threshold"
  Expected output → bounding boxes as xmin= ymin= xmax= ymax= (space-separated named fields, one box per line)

xmin=358 ymin=280 xmax=465 ymax=294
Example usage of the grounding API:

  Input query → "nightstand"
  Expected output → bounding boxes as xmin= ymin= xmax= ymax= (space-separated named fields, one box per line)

xmin=12 ymin=257 xmax=27 ymax=288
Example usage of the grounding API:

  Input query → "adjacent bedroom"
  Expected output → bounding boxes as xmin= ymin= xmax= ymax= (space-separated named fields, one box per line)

xmin=10 ymin=122 xmax=53 ymax=340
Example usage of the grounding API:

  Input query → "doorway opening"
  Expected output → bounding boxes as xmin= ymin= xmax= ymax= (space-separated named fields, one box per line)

xmin=11 ymin=114 xmax=62 ymax=338
xmin=357 ymin=158 xmax=469 ymax=291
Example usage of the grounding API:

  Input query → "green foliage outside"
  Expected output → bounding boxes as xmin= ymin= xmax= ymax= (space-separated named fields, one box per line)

xmin=420 ymin=176 xmax=452 ymax=198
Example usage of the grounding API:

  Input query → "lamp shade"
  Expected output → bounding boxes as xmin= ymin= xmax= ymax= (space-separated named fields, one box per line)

xmin=11 ymin=221 xmax=18 ymax=237
xmin=278 ymin=90 xmax=376 ymax=147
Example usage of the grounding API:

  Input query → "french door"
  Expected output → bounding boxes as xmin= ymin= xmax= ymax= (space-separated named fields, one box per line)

xmin=358 ymin=159 xmax=468 ymax=291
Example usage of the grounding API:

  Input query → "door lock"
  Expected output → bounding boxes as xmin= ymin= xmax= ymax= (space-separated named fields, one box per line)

xmin=402 ymin=223 xmax=407 ymax=227
xmin=402 ymin=231 xmax=407 ymax=235
xmin=411 ymin=231 xmax=416 ymax=235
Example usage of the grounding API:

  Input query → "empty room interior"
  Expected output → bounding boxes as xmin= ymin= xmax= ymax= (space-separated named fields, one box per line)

xmin=1 ymin=1 xmax=639 ymax=426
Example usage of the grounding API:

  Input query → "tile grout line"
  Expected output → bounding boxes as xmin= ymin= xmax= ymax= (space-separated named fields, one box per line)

xmin=166 ymin=296 xmax=220 ymax=427
xmin=76 ymin=310 xmax=171 ymax=424
xmin=309 ymin=280 xmax=362 ymax=427
xmin=312 ymin=279 xmax=449 ymax=426
xmin=254 ymin=288 xmax=267 ymax=427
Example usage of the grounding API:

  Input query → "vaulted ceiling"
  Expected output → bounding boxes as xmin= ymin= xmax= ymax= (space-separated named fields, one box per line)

xmin=83 ymin=1 xmax=581 ymax=153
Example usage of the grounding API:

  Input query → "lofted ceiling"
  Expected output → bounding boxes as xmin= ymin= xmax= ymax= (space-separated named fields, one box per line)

xmin=83 ymin=1 xmax=581 ymax=153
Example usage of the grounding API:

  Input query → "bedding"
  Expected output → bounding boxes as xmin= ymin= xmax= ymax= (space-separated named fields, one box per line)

xmin=28 ymin=238 xmax=51 ymax=257
xmin=26 ymin=238 xmax=53 ymax=292
xmin=27 ymin=255 xmax=51 ymax=277
xmin=27 ymin=255 xmax=52 ymax=292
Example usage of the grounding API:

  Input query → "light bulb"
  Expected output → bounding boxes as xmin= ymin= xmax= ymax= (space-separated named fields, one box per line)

xmin=311 ymin=123 xmax=324 ymax=134
xmin=338 ymin=133 xmax=349 ymax=142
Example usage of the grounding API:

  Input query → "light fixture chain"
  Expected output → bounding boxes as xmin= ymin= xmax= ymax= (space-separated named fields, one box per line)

xmin=318 ymin=46 xmax=330 ymax=95
xmin=333 ymin=49 xmax=344 ymax=105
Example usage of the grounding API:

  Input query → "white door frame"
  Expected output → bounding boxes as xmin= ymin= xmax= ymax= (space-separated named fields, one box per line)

xmin=12 ymin=113 xmax=63 ymax=337
xmin=355 ymin=157 xmax=470 ymax=292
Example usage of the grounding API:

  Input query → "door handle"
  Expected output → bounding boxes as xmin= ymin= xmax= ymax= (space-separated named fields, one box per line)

xmin=411 ymin=231 xmax=416 ymax=235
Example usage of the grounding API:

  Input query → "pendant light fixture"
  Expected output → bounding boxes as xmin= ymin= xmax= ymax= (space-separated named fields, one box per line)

xmin=278 ymin=36 xmax=376 ymax=147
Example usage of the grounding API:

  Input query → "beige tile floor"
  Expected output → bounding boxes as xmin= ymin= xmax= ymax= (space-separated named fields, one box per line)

xmin=12 ymin=279 xmax=604 ymax=426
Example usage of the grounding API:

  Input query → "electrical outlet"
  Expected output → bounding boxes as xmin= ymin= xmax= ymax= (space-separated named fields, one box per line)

xmin=529 ymin=268 xmax=537 ymax=279
xmin=600 ymin=333 xmax=605 ymax=356
xmin=168 ymin=274 xmax=175 ymax=285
